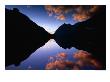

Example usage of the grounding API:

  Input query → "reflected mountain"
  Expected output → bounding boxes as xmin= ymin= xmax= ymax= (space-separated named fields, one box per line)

xmin=6 ymin=39 xmax=103 ymax=70
xmin=5 ymin=6 xmax=106 ymax=70
xmin=54 ymin=6 xmax=106 ymax=69
xmin=5 ymin=8 xmax=51 ymax=67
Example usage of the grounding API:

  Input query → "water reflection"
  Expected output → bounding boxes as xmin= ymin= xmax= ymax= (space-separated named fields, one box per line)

xmin=6 ymin=39 xmax=102 ymax=70
xmin=45 ymin=50 xmax=102 ymax=70
xmin=6 ymin=39 xmax=78 ymax=70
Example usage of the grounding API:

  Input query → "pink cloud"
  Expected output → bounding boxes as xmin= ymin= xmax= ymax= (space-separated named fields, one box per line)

xmin=45 ymin=5 xmax=99 ymax=22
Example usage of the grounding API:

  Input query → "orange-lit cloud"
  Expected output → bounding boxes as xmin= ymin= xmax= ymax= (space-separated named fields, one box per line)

xmin=73 ymin=14 xmax=90 ymax=22
xmin=57 ymin=52 xmax=67 ymax=59
xmin=45 ymin=51 xmax=102 ymax=70
xmin=45 ymin=62 xmax=56 ymax=70
xmin=54 ymin=60 xmax=66 ymax=69
xmin=45 ymin=60 xmax=76 ymax=70
xmin=73 ymin=50 xmax=102 ymax=69
xmin=90 ymin=5 xmax=99 ymax=13
xmin=55 ymin=14 xmax=65 ymax=20
xmin=45 ymin=5 xmax=99 ymax=22
xmin=73 ymin=5 xmax=99 ymax=22
xmin=90 ymin=59 xmax=102 ymax=69
xmin=73 ymin=50 xmax=91 ymax=59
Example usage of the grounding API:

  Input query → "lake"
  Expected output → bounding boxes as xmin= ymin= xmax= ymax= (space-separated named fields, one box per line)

xmin=6 ymin=39 xmax=102 ymax=70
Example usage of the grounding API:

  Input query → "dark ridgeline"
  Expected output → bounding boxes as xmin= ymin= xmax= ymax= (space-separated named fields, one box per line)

xmin=5 ymin=6 xmax=106 ymax=70
xmin=54 ymin=6 xmax=106 ymax=69
xmin=5 ymin=8 xmax=51 ymax=67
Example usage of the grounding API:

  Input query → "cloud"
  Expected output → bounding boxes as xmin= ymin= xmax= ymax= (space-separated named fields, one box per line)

xmin=44 ymin=5 xmax=99 ymax=22
xmin=57 ymin=52 xmax=67 ymax=59
xmin=45 ymin=62 xmax=56 ymax=70
xmin=45 ymin=60 xmax=67 ymax=70
xmin=46 ymin=52 xmax=75 ymax=70
xmin=73 ymin=5 xmax=99 ymax=22
xmin=45 ymin=60 xmax=76 ymax=70
xmin=45 ymin=5 xmax=67 ymax=21
xmin=48 ymin=56 xmax=55 ymax=62
xmin=55 ymin=14 xmax=66 ymax=20
xmin=45 ymin=51 xmax=102 ymax=70
xmin=73 ymin=50 xmax=91 ymax=59
xmin=73 ymin=14 xmax=90 ymax=22
xmin=54 ymin=60 xmax=66 ymax=69
xmin=73 ymin=50 xmax=102 ymax=69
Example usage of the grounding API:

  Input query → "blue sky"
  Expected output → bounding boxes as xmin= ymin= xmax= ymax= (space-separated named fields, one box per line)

xmin=5 ymin=5 xmax=76 ymax=34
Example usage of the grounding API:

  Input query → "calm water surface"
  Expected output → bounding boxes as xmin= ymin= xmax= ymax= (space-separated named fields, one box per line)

xmin=6 ymin=39 xmax=78 ymax=70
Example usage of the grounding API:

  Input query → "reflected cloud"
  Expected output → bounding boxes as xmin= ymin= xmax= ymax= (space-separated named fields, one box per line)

xmin=73 ymin=50 xmax=102 ymax=69
xmin=57 ymin=52 xmax=67 ymax=59
xmin=73 ymin=50 xmax=91 ymax=59
xmin=45 ymin=62 xmax=56 ymax=70
xmin=45 ymin=50 xmax=102 ymax=70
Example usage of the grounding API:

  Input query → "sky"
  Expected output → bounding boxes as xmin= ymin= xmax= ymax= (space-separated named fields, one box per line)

xmin=5 ymin=5 xmax=76 ymax=34
xmin=5 ymin=5 xmax=99 ymax=34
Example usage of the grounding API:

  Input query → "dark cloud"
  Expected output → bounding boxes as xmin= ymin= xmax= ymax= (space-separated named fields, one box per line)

xmin=45 ymin=5 xmax=99 ymax=22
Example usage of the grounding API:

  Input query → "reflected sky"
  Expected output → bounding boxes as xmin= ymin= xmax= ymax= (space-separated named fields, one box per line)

xmin=5 ymin=5 xmax=104 ymax=70
xmin=6 ymin=39 xmax=78 ymax=70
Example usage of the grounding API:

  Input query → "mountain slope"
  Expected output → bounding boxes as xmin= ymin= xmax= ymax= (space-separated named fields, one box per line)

xmin=54 ymin=6 xmax=106 ymax=69
xmin=5 ymin=8 xmax=51 ymax=66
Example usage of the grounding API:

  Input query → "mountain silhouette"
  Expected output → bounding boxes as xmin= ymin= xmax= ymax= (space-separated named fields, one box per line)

xmin=5 ymin=6 xmax=106 ymax=70
xmin=5 ymin=8 xmax=51 ymax=67
xmin=54 ymin=6 xmax=106 ymax=69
